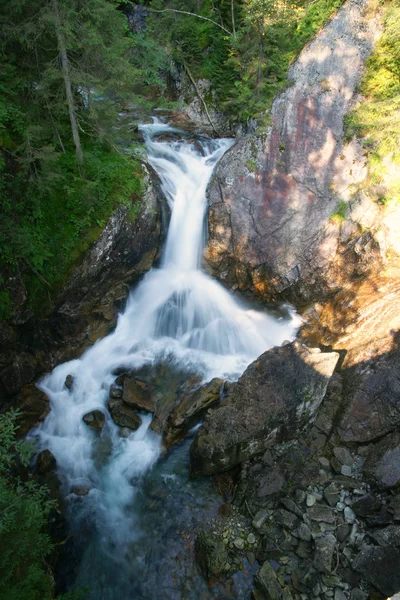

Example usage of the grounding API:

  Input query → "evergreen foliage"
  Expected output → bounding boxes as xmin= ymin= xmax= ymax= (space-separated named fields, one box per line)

xmin=0 ymin=410 xmax=55 ymax=599
xmin=0 ymin=0 xmax=166 ymax=316
xmin=345 ymin=0 xmax=400 ymax=205
xmin=145 ymin=0 xmax=345 ymax=122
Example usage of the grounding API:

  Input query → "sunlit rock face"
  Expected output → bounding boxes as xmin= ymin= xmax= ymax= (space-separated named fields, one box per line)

xmin=206 ymin=0 xmax=390 ymax=305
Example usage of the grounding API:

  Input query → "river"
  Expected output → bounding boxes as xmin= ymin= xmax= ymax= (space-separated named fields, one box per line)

xmin=31 ymin=119 xmax=299 ymax=599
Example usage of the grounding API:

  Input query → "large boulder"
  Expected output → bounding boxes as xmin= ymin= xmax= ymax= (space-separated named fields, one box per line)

xmin=108 ymin=399 xmax=142 ymax=430
xmin=164 ymin=378 xmax=223 ymax=446
xmin=190 ymin=341 xmax=339 ymax=477
xmin=338 ymin=348 xmax=400 ymax=442
xmin=205 ymin=0 xmax=390 ymax=305
xmin=363 ymin=430 xmax=400 ymax=489
xmin=122 ymin=377 xmax=155 ymax=413
xmin=352 ymin=545 xmax=400 ymax=597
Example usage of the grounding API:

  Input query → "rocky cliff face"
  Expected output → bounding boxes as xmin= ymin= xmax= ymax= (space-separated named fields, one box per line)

xmin=0 ymin=166 xmax=164 ymax=431
xmin=206 ymin=0 xmax=400 ymax=306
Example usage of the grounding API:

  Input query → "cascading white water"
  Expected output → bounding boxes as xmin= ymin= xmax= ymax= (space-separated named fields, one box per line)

xmin=33 ymin=119 xmax=300 ymax=594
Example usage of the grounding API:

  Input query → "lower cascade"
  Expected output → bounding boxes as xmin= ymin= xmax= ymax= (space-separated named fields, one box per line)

xmin=33 ymin=119 xmax=300 ymax=598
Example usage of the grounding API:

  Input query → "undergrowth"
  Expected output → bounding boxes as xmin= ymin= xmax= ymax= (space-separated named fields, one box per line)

xmin=345 ymin=0 xmax=400 ymax=205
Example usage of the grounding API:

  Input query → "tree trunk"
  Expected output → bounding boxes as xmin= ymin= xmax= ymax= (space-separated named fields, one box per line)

xmin=231 ymin=0 xmax=236 ymax=35
xmin=52 ymin=0 xmax=83 ymax=166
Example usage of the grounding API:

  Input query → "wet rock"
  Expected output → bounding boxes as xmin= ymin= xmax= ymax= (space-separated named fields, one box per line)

xmin=363 ymin=430 xmax=400 ymax=489
xmin=118 ymin=427 xmax=133 ymax=438
xmin=82 ymin=410 xmax=105 ymax=432
xmin=36 ymin=449 xmax=56 ymax=474
xmin=370 ymin=525 xmax=400 ymax=547
xmin=164 ymin=378 xmax=223 ymax=446
xmin=109 ymin=384 xmax=123 ymax=399
xmin=108 ymin=399 xmax=142 ymax=430
xmin=122 ymin=377 xmax=155 ymax=412
xmin=255 ymin=560 xmax=293 ymax=599
xmin=195 ymin=531 xmax=229 ymax=580
xmin=352 ymin=545 xmax=400 ymax=596
xmin=190 ymin=342 xmax=339 ymax=476
xmin=11 ymin=384 xmax=50 ymax=437
xmin=65 ymin=374 xmax=74 ymax=390
xmin=313 ymin=534 xmax=336 ymax=574
xmin=71 ymin=485 xmax=90 ymax=496
xmin=0 ymin=363 xmax=22 ymax=396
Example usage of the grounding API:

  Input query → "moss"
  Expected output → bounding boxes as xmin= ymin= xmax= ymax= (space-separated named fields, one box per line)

xmin=246 ymin=159 xmax=257 ymax=172
xmin=330 ymin=201 xmax=347 ymax=223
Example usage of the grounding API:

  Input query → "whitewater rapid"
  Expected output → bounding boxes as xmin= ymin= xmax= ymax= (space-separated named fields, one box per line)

xmin=32 ymin=119 xmax=300 ymax=584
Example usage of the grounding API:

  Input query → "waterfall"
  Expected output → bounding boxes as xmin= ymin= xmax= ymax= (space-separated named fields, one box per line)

xmin=32 ymin=119 xmax=300 ymax=597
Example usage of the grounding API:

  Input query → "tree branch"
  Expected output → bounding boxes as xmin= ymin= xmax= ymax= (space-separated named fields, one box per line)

xmin=182 ymin=59 xmax=220 ymax=137
xmin=147 ymin=7 xmax=232 ymax=35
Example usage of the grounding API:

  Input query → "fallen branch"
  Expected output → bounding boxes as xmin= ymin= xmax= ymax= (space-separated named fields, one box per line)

xmin=182 ymin=59 xmax=220 ymax=137
xmin=147 ymin=7 xmax=232 ymax=35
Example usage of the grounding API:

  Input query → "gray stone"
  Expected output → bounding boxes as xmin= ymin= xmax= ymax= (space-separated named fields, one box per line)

xmin=255 ymin=560 xmax=293 ymax=599
xmin=295 ymin=523 xmax=312 ymax=542
xmin=253 ymin=509 xmax=269 ymax=530
xmin=308 ymin=504 xmax=336 ymax=523
xmin=344 ymin=507 xmax=356 ymax=523
xmin=281 ymin=498 xmax=303 ymax=518
xmin=313 ymin=534 xmax=336 ymax=574
xmin=190 ymin=342 xmax=338 ymax=476
xmin=363 ymin=430 xmax=400 ymax=489
xmin=390 ymin=495 xmax=400 ymax=521
xmin=334 ymin=590 xmax=346 ymax=600
xmin=337 ymin=524 xmax=351 ymax=543
xmin=333 ymin=447 xmax=354 ymax=466
xmin=339 ymin=353 xmax=400 ymax=443
xmin=350 ymin=590 xmax=367 ymax=600
xmin=319 ymin=457 xmax=331 ymax=469
xmin=275 ymin=509 xmax=299 ymax=531
xmin=352 ymin=545 xmax=400 ymax=597
xmin=247 ymin=533 xmax=256 ymax=545
xmin=307 ymin=494 xmax=317 ymax=507
xmin=324 ymin=483 xmax=340 ymax=507
xmin=370 ymin=525 xmax=400 ymax=548
xmin=234 ymin=537 xmax=245 ymax=550
xmin=341 ymin=465 xmax=352 ymax=476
